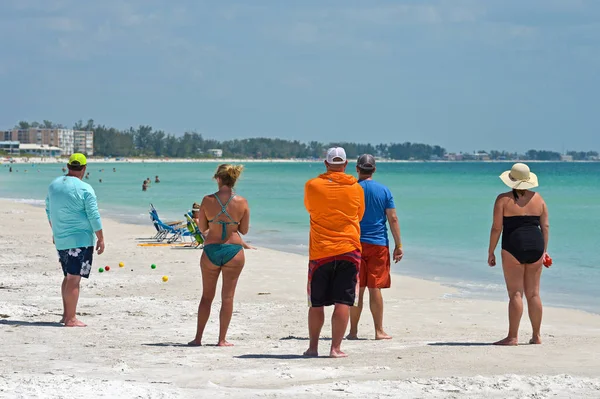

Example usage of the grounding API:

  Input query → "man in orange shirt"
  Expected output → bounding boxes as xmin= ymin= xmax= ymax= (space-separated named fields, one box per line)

xmin=304 ymin=147 xmax=365 ymax=358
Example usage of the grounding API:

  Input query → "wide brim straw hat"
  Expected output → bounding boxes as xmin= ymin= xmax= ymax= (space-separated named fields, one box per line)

xmin=499 ymin=163 xmax=539 ymax=189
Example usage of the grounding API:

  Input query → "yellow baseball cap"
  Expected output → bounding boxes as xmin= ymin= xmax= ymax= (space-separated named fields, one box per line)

xmin=68 ymin=153 xmax=87 ymax=166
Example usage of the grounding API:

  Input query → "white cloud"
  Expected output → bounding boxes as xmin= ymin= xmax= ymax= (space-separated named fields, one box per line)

xmin=220 ymin=4 xmax=268 ymax=21
xmin=333 ymin=2 xmax=485 ymax=25
xmin=508 ymin=25 xmax=538 ymax=39
xmin=287 ymin=23 xmax=320 ymax=44
xmin=340 ymin=5 xmax=441 ymax=25
xmin=112 ymin=3 xmax=158 ymax=27
xmin=282 ymin=76 xmax=313 ymax=90
xmin=43 ymin=16 xmax=83 ymax=32
xmin=5 ymin=0 xmax=70 ymax=12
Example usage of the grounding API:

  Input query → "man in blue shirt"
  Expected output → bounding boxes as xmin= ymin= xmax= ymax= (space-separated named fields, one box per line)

xmin=347 ymin=154 xmax=404 ymax=340
xmin=46 ymin=153 xmax=105 ymax=327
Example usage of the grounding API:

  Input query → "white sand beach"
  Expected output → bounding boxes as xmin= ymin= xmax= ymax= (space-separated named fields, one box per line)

xmin=1 ymin=199 xmax=600 ymax=398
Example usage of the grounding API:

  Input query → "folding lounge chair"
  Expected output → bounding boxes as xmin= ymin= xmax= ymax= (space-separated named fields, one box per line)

xmin=154 ymin=218 xmax=192 ymax=243
xmin=184 ymin=212 xmax=205 ymax=248
xmin=149 ymin=204 xmax=185 ymax=241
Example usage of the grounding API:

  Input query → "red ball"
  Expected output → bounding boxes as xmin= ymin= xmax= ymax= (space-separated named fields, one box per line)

xmin=105 ymin=266 xmax=110 ymax=271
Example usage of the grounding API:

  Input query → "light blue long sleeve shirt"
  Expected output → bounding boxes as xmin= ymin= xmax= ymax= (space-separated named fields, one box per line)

xmin=45 ymin=176 xmax=103 ymax=251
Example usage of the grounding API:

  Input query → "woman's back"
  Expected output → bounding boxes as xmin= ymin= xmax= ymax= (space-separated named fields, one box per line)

xmin=201 ymin=193 xmax=248 ymax=244
xmin=500 ymin=190 xmax=545 ymax=217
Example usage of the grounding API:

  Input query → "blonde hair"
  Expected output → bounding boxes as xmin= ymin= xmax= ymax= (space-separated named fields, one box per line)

xmin=214 ymin=164 xmax=244 ymax=187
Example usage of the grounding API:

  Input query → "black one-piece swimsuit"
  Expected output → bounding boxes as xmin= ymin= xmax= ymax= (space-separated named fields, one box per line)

xmin=501 ymin=216 xmax=544 ymax=264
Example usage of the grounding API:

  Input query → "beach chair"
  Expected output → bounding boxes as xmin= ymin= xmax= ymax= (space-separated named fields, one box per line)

xmin=184 ymin=212 xmax=205 ymax=248
xmin=153 ymin=218 xmax=192 ymax=243
xmin=149 ymin=204 xmax=185 ymax=240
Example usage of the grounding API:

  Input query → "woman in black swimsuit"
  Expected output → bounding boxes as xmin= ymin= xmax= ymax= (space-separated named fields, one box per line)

xmin=488 ymin=163 xmax=550 ymax=346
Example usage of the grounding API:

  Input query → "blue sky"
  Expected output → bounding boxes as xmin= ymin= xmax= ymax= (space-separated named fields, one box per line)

xmin=0 ymin=0 xmax=598 ymax=153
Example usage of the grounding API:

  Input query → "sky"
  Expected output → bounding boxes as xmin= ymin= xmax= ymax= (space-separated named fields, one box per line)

xmin=0 ymin=0 xmax=598 ymax=153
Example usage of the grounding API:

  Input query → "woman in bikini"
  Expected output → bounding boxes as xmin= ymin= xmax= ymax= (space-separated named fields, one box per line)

xmin=488 ymin=163 xmax=550 ymax=346
xmin=188 ymin=164 xmax=250 ymax=347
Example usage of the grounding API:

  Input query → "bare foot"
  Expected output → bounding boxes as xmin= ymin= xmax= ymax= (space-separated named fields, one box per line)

xmin=329 ymin=348 xmax=348 ymax=358
xmin=493 ymin=337 xmax=518 ymax=346
xmin=345 ymin=333 xmax=359 ymax=340
xmin=303 ymin=349 xmax=318 ymax=357
xmin=529 ymin=336 xmax=542 ymax=345
xmin=375 ymin=331 xmax=392 ymax=340
xmin=217 ymin=340 xmax=234 ymax=347
xmin=64 ymin=318 xmax=86 ymax=327
xmin=187 ymin=339 xmax=202 ymax=347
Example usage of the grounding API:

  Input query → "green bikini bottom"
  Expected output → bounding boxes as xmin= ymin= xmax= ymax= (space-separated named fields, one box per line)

xmin=203 ymin=244 xmax=243 ymax=266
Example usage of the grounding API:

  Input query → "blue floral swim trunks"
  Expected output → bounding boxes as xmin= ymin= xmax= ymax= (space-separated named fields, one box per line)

xmin=57 ymin=247 xmax=94 ymax=278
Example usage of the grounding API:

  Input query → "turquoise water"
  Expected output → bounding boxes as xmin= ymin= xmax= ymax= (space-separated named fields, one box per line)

xmin=1 ymin=161 xmax=599 ymax=313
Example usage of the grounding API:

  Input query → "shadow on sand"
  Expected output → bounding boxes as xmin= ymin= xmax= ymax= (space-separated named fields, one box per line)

xmin=142 ymin=342 xmax=200 ymax=348
xmin=280 ymin=335 xmax=331 ymax=341
xmin=236 ymin=354 xmax=314 ymax=360
xmin=142 ymin=342 xmax=228 ymax=348
xmin=0 ymin=320 xmax=63 ymax=327
xmin=427 ymin=342 xmax=492 ymax=347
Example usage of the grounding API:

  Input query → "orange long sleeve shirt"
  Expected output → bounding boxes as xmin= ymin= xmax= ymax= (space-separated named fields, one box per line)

xmin=304 ymin=171 xmax=365 ymax=260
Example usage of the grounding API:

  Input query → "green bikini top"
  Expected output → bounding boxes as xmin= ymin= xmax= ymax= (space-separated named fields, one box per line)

xmin=207 ymin=194 xmax=240 ymax=241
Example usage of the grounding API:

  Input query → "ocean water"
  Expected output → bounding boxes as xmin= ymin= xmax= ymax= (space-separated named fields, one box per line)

xmin=1 ymin=161 xmax=599 ymax=313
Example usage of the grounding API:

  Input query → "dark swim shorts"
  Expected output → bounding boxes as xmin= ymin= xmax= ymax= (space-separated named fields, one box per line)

xmin=57 ymin=247 xmax=94 ymax=278
xmin=307 ymin=250 xmax=360 ymax=307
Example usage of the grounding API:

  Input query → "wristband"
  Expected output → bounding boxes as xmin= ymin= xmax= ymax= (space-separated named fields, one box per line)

xmin=395 ymin=243 xmax=402 ymax=249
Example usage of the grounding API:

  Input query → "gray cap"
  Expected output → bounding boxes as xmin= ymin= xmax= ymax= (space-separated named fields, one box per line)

xmin=357 ymin=154 xmax=376 ymax=171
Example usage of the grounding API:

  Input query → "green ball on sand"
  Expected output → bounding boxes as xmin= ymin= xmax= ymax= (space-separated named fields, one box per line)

xmin=98 ymin=268 xmax=104 ymax=273
xmin=151 ymin=264 xmax=157 ymax=269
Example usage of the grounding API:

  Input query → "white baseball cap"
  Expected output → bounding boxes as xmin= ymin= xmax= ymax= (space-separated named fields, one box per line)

xmin=326 ymin=147 xmax=347 ymax=164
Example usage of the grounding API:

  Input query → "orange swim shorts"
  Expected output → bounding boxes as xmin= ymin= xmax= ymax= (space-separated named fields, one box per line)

xmin=359 ymin=242 xmax=391 ymax=289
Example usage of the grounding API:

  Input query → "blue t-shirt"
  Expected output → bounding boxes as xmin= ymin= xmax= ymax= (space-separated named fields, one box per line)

xmin=358 ymin=179 xmax=395 ymax=246
xmin=45 ymin=176 xmax=103 ymax=250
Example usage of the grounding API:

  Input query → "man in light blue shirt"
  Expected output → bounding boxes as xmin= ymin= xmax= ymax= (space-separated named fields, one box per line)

xmin=46 ymin=153 xmax=105 ymax=327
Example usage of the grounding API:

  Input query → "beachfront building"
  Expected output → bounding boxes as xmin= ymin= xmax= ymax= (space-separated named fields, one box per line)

xmin=2 ymin=128 xmax=93 ymax=156
xmin=0 ymin=141 xmax=20 ymax=155
xmin=73 ymin=130 xmax=94 ymax=156
xmin=561 ymin=154 xmax=574 ymax=162
xmin=19 ymin=144 xmax=62 ymax=157
xmin=474 ymin=151 xmax=491 ymax=161
xmin=207 ymin=149 xmax=223 ymax=157
xmin=444 ymin=153 xmax=464 ymax=161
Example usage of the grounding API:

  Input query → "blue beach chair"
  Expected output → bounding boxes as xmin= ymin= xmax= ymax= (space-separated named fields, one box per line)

xmin=148 ymin=204 xmax=189 ymax=243
xmin=155 ymin=219 xmax=192 ymax=243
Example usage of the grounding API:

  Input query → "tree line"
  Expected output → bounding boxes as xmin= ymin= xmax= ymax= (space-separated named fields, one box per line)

xmin=8 ymin=120 xmax=598 ymax=161
xmin=12 ymin=119 xmax=449 ymax=160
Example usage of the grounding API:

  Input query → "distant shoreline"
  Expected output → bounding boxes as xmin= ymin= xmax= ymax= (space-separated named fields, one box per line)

xmin=2 ymin=156 xmax=599 ymax=164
